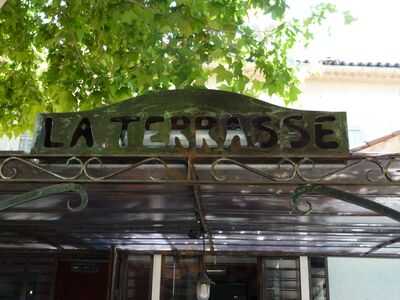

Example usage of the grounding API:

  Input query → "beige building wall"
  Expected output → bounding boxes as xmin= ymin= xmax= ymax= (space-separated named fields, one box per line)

xmin=356 ymin=135 xmax=400 ymax=154
xmin=352 ymin=131 xmax=400 ymax=154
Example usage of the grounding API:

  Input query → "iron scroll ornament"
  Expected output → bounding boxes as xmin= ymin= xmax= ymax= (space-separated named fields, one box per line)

xmin=291 ymin=184 xmax=400 ymax=224
xmin=211 ymin=157 xmax=400 ymax=183
xmin=0 ymin=183 xmax=88 ymax=212
xmin=0 ymin=156 xmax=179 ymax=182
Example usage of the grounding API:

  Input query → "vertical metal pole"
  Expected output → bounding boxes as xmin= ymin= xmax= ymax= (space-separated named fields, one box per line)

xmin=109 ymin=246 xmax=118 ymax=300
xmin=300 ymin=256 xmax=311 ymax=300
xmin=151 ymin=254 xmax=162 ymax=300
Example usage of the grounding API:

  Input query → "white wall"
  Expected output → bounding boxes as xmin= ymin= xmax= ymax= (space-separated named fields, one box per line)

xmin=0 ymin=134 xmax=32 ymax=152
xmin=328 ymin=257 xmax=400 ymax=300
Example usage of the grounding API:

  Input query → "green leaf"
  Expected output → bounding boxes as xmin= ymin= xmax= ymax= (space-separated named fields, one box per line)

xmin=215 ymin=65 xmax=233 ymax=83
xmin=343 ymin=10 xmax=356 ymax=25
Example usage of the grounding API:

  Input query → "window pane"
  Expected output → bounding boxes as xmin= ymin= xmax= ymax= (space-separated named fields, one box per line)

xmin=206 ymin=256 xmax=258 ymax=300
xmin=124 ymin=255 xmax=152 ymax=300
xmin=0 ymin=256 xmax=56 ymax=300
xmin=310 ymin=257 xmax=329 ymax=300
xmin=263 ymin=258 xmax=300 ymax=300
xmin=161 ymin=256 xmax=200 ymax=300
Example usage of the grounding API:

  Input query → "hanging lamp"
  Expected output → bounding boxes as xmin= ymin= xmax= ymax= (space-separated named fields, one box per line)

xmin=196 ymin=234 xmax=214 ymax=300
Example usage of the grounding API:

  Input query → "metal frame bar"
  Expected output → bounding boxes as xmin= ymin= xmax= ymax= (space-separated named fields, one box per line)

xmin=188 ymin=158 xmax=215 ymax=252
xmin=364 ymin=236 xmax=400 ymax=256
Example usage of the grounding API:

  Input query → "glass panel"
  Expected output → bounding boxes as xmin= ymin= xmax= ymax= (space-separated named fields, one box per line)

xmin=205 ymin=256 xmax=257 ymax=265
xmin=124 ymin=255 xmax=152 ymax=300
xmin=206 ymin=256 xmax=258 ymax=300
xmin=310 ymin=257 xmax=329 ymax=300
xmin=161 ymin=256 xmax=200 ymax=300
xmin=0 ymin=275 xmax=25 ymax=299
xmin=263 ymin=258 xmax=300 ymax=300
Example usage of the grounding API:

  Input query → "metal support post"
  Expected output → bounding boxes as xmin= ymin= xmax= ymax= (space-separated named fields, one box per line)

xmin=300 ymin=256 xmax=311 ymax=300
xmin=109 ymin=246 xmax=118 ymax=300
xmin=151 ymin=254 xmax=162 ymax=300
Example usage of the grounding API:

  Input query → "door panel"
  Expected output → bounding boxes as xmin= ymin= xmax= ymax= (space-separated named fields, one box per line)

xmin=55 ymin=261 xmax=109 ymax=300
xmin=211 ymin=282 xmax=248 ymax=300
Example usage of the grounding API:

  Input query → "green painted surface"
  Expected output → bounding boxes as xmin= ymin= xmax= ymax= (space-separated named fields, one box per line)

xmin=31 ymin=89 xmax=349 ymax=155
xmin=0 ymin=183 xmax=88 ymax=212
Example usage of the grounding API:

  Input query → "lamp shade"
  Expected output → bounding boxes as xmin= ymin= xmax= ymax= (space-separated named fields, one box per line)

xmin=196 ymin=272 xmax=213 ymax=300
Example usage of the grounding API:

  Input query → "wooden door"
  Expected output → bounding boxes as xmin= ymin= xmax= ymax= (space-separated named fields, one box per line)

xmin=54 ymin=260 xmax=110 ymax=300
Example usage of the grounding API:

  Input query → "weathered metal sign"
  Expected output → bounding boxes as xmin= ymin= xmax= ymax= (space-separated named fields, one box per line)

xmin=31 ymin=89 xmax=349 ymax=155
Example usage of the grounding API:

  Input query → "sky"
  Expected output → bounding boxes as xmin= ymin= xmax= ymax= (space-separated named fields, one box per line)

xmin=292 ymin=0 xmax=400 ymax=62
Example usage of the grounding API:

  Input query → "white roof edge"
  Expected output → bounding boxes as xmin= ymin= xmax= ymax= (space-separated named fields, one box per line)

xmin=304 ymin=65 xmax=400 ymax=81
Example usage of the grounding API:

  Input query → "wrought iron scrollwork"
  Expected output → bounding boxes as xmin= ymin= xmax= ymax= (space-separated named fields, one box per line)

xmin=0 ymin=155 xmax=399 ymax=184
xmin=211 ymin=156 xmax=400 ymax=184
xmin=384 ymin=157 xmax=400 ymax=182
xmin=83 ymin=157 xmax=175 ymax=181
xmin=291 ymin=184 xmax=400 ymax=223
xmin=0 ymin=183 xmax=88 ymax=212
xmin=291 ymin=184 xmax=316 ymax=214
xmin=210 ymin=157 xmax=296 ymax=182
xmin=0 ymin=156 xmax=181 ymax=182
xmin=0 ymin=156 xmax=84 ymax=180
xmin=296 ymin=157 xmax=398 ymax=183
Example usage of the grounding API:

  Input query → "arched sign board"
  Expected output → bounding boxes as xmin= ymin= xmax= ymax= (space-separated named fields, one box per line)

xmin=31 ymin=89 xmax=349 ymax=156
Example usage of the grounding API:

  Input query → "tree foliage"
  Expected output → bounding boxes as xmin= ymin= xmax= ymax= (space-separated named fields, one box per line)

xmin=0 ymin=0 xmax=342 ymax=135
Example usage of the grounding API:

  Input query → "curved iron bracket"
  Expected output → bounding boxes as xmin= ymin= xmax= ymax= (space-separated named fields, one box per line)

xmin=0 ymin=183 xmax=88 ymax=212
xmin=292 ymin=184 xmax=400 ymax=224
xmin=363 ymin=236 xmax=400 ymax=256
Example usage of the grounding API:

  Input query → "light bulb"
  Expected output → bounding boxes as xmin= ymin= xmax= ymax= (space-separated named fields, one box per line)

xmin=196 ymin=272 xmax=212 ymax=300
xmin=199 ymin=283 xmax=209 ymax=298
